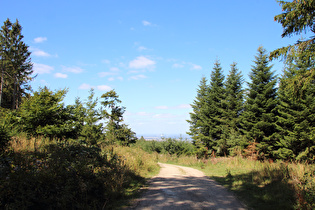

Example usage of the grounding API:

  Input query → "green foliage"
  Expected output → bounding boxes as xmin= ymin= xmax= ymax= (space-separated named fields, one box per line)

xmin=17 ymin=87 xmax=75 ymax=140
xmin=135 ymin=138 xmax=195 ymax=157
xmin=0 ymin=18 xmax=34 ymax=109
xmin=241 ymin=47 xmax=278 ymax=159
xmin=271 ymin=0 xmax=315 ymax=60
xmin=275 ymin=47 xmax=315 ymax=162
xmin=187 ymin=60 xmax=226 ymax=155
xmin=101 ymin=89 xmax=136 ymax=146
xmin=0 ymin=140 xmax=148 ymax=209
xmin=0 ymin=125 xmax=10 ymax=152
xmin=77 ymin=89 xmax=104 ymax=145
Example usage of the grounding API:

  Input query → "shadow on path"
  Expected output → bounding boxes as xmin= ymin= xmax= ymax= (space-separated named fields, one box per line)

xmin=129 ymin=163 xmax=246 ymax=210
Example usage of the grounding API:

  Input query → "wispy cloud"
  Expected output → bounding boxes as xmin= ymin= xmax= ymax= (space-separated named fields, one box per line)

xmin=172 ymin=63 xmax=185 ymax=68
xmin=31 ymin=48 xmax=51 ymax=57
xmin=154 ymin=104 xmax=191 ymax=110
xmin=97 ymin=85 xmax=112 ymax=91
xmin=33 ymin=63 xmax=54 ymax=74
xmin=129 ymin=56 xmax=155 ymax=69
xmin=54 ymin=73 xmax=68 ymax=78
xmin=78 ymin=83 xmax=112 ymax=91
xmin=102 ymin=59 xmax=110 ymax=64
xmin=98 ymin=72 xmax=116 ymax=77
xmin=155 ymin=106 xmax=169 ymax=109
xmin=129 ymin=74 xmax=147 ymax=80
xmin=138 ymin=46 xmax=147 ymax=51
xmin=34 ymin=37 xmax=47 ymax=43
xmin=78 ymin=83 xmax=92 ymax=90
xmin=190 ymin=63 xmax=202 ymax=70
xmin=142 ymin=20 xmax=151 ymax=26
xmin=110 ymin=67 xmax=120 ymax=72
xmin=62 ymin=66 xmax=84 ymax=74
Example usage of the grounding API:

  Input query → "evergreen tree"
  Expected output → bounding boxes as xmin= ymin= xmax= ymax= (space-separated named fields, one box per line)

xmin=207 ymin=60 xmax=226 ymax=155
xmin=241 ymin=47 xmax=278 ymax=159
xmin=79 ymin=89 xmax=104 ymax=145
xmin=222 ymin=62 xmax=245 ymax=154
xmin=17 ymin=87 xmax=74 ymax=140
xmin=187 ymin=76 xmax=210 ymax=158
xmin=101 ymin=90 xmax=136 ymax=145
xmin=188 ymin=61 xmax=226 ymax=156
xmin=271 ymin=0 xmax=315 ymax=99
xmin=0 ymin=19 xmax=33 ymax=109
xmin=275 ymin=48 xmax=315 ymax=161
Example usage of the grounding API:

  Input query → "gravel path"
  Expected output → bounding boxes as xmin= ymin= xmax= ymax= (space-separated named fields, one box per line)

xmin=129 ymin=163 xmax=247 ymax=210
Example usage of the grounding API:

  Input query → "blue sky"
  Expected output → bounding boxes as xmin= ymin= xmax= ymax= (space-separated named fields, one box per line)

xmin=1 ymin=0 xmax=299 ymax=137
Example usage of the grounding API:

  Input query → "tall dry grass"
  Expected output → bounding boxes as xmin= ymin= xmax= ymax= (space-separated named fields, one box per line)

xmin=158 ymin=154 xmax=315 ymax=209
xmin=1 ymin=136 xmax=160 ymax=209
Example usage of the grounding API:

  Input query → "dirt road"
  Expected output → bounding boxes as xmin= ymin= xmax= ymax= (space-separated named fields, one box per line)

xmin=129 ymin=163 xmax=246 ymax=210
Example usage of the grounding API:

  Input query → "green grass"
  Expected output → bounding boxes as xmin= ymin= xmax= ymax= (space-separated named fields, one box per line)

xmin=158 ymin=154 xmax=315 ymax=210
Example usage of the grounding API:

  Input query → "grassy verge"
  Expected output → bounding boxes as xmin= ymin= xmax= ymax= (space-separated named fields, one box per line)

xmin=158 ymin=154 xmax=315 ymax=210
xmin=0 ymin=136 xmax=160 ymax=209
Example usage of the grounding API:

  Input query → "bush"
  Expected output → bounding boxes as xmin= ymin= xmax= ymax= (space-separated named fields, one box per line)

xmin=0 ymin=140 xmax=144 ymax=209
xmin=135 ymin=138 xmax=194 ymax=156
xmin=0 ymin=126 xmax=10 ymax=152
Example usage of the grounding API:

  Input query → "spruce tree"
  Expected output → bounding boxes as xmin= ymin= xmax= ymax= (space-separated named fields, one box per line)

xmin=187 ymin=76 xmax=210 ymax=158
xmin=222 ymin=62 xmax=245 ymax=154
xmin=275 ymin=48 xmax=315 ymax=161
xmin=0 ymin=19 xmax=33 ymax=109
xmin=206 ymin=60 xmax=226 ymax=155
xmin=241 ymin=47 xmax=278 ymax=159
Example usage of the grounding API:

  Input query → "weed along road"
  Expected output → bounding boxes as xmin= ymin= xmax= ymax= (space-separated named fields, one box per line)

xmin=130 ymin=163 xmax=246 ymax=210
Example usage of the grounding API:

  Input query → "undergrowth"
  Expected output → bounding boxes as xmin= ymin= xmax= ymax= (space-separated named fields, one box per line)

xmin=158 ymin=154 xmax=315 ymax=210
xmin=0 ymin=136 xmax=159 ymax=209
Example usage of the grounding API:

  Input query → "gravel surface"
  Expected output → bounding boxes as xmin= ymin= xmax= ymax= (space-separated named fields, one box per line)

xmin=129 ymin=163 xmax=247 ymax=210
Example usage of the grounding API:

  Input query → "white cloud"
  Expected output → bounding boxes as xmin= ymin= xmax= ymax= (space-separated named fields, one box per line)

xmin=142 ymin=20 xmax=151 ymax=26
xmin=110 ymin=67 xmax=120 ymax=72
xmin=129 ymin=56 xmax=155 ymax=69
xmin=54 ymin=73 xmax=68 ymax=78
xmin=155 ymin=106 xmax=169 ymax=109
xmin=33 ymin=63 xmax=54 ymax=74
xmin=190 ymin=63 xmax=202 ymax=70
xmin=108 ymin=77 xmax=115 ymax=81
xmin=136 ymin=112 xmax=150 ymax=116
xmin=78 ymin=83 xmax=92 ymax=90
xmin=172 ymin=63 xmax=185 ymax=68
xmin=138 ymin=46 xmax=147 ymax=51
xmin=98 ymin=72 xmax=116 ymax=77
xmin=31 ymin=48 xmax=51 ymax=57
xmin=97 ymin=85 xmax=112 ymax=91
xmin=34 ymin=37 xmax=47 ymax=43
xmin=129 ymin=74 xmax=147 ymax=80
xmin=62 ymin=66 xmax=84 ymax=73
xmin=117 ymin=76 xmax=124 ymax=81
xmin=176 ymin=104 xmax=191 ymax=109
xmin=154 ymin=104 xmax=191 ymax=110
xmin=102 ymin=59 xmax=110 ymax=64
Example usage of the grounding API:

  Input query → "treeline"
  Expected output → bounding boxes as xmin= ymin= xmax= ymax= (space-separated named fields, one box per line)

xmin=187 ymin=1 xmax=315 ymax=162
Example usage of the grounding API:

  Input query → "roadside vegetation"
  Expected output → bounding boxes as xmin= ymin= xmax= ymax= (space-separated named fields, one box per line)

xmin=158 ymin=154 xmax=315 ymax=210
xmin=1 ymin=1 xmax=315 ymax=209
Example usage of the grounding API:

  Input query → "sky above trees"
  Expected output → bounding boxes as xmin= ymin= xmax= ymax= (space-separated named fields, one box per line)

xmin=0 ymin=0 xmax=303 ymax=137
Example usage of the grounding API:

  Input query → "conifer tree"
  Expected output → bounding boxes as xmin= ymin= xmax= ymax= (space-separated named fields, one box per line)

xmin=275 ymin=48 xmax=315 ymax=161
xmin=101 ymin=90 xmax=136 ymax=145
xmin=187 ymin=76 xmax=210 ymax=157
xmin=241 ymin=47 xmax=278 ymax=159
xmin=0 ymin=19 xmax=33 ymax=109
xmin=207 ymin=60 xmax=226 ymax=155
xmin=221 ymin=62 xmax=245 ymax=154
xmin=17 ymin=87 xmax=74 ymax=140
xmin=79 ymin=89 xmax=104 ymax=145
